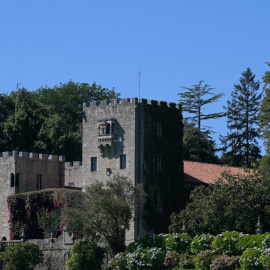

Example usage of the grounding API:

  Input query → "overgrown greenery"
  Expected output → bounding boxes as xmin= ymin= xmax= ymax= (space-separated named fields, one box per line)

xmin=0 ymin=242 xmax=43 ymax=270
xmin=7 ymin=189 xmax=81 ymax=239
xmin=0 ymin=81 xmax=120 ymax=161
xmin=63 ymin=174 xmax=146 ymax=256
xmin=169 ymin=170 xmax=270 ymax=236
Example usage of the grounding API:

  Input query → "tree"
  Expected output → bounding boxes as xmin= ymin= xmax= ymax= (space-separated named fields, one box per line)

xmin=183 ymin=120 xmax=219 ymax=163
xmin=178 ymin=80 xmax=225 ymax=131
xmin=221 ymin=68 xmax=262 ymax=167
xmin=169 ymin=170 xmax=270 ymax=236
xmin=258 ymin=62 xmax=270 ymax=154
xmin=0 ymin=242 xmax=43 ymax=270
xmin=63 ymin=174 xmax=147 ymax=255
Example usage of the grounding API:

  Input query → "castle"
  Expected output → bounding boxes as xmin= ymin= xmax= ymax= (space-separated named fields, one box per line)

xmin=0 ymin=98 xmax=184 ymax=244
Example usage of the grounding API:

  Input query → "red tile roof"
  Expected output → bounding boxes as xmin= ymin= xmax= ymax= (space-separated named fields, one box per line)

xmin=184 ymin=160 xmax=250 ymax=185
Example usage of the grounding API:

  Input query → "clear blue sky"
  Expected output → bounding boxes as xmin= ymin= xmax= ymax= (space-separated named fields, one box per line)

xmin=0 ymin=0 xmax=269 ymax=155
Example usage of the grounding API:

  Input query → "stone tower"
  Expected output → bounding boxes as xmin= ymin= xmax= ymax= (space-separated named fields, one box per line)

xmin=82 ymin=98 xmax=184 ymax=244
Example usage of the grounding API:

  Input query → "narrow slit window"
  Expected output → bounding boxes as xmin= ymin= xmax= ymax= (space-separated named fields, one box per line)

xmin=91 ymin=157 xmax=97 ymax=171
xmin=154 ymin=157 xmax=161 ymax=172
xmin=10 ymin=173 xmax=14 ymax=187
xmin=154 ymin=190 xmax=162 ymax=205
xmin=120 ymin=154 xmax=126 ymax=169
xmin=155 ymin=122 xmax=162 ymax=136
xmin=36 ymin=174 xmax=42 ymax=190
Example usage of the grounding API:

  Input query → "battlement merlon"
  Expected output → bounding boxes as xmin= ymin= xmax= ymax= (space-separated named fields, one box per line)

xmin=0 ymin=151 xmax=65 ymax=162
xmin=83 ymin=98 xmax=182 ymax=111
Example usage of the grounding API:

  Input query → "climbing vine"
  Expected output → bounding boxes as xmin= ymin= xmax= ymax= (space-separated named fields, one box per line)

xmin=7 ymin=189 xmax=81 ymax=240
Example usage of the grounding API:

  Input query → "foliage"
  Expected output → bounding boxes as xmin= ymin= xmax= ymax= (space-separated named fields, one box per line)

xmin=178 ymin=80 xmax=225 ymax=131
xmin=259 ymin=248 xmax=270 ymax=269
xmin=7 ymin=189 xmax=80 ymax=239
xmin=240 ymin=248 xmax=263 ymax=270
xmin=37 ymin=207 xmax=58 ymax=237
xmin=66 ymin=241 xmax=104 ymax=270
xmin=178 ymin=253 xmax=195 ymax=269
xmin=0 ymin=82 xmax=120 ymax=161
xmin=258 ymin=62 xmax=270 ymax=154
xmin=183 ymin=120 xmax=219 ymax=163
xmin=211 ymin=232 xmax=240 ymax=255
xmin=108 ymin=252 xmax=127 ymax=270
xmin=63 ymin=174 xmax=146 ymax=255
xmin=221 ymin=67 xmax=262 ymax=167
xmin=209 ymin=255 xmax=240 ymax=270
xmin=165 ymin=233 xmax=191 ymax=254
xmin=170 ymin=170 xmax=270 ymax=235
xmin=194 ymin=250 xmax=216 ymax=270
xmin=191 ymin=234 xmax=214 ymax=254
xmin=0 ymin=242 xmax=43 ymax=270
xmin=164 ymin=251 xmax=179 ymax=268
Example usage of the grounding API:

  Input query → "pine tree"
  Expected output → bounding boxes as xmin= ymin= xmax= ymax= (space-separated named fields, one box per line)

xmin=221 ymin=68 xmax=262 ymax=167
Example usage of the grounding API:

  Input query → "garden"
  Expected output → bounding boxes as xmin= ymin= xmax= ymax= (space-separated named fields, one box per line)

xmin=108 ymin=231 xmax=270 ymax=270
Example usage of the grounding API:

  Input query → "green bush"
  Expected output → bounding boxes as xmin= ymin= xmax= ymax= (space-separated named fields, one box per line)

xmin=66 ymin=241 xmax=104 ymax=270
xmin=165 ymin=233 xmax=192 ymax=254
xmin=164 ymin=251 xmax=179 ymax=268
xmin=211 ymin=232 xmax=240 ymax=255
xmin=191 ymin=234 xmax=214 ymax=254
xmin=0 ymin=242 xmax=43 ymax=270
xmin=240 ymin=248 xmax=263 ymax=270
xmin=178 ymin=253 xmax=196 ymax=269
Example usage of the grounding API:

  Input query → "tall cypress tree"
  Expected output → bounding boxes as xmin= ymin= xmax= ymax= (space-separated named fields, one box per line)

xmin=221 ymin=68 xmax=262 ymax=167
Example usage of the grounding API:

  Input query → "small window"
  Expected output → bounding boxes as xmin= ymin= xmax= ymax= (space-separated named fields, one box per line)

xmin=155 ymin=122 xmax=162 ymax=136
xmin=91 ymin=157 xmax=97 ymax=171
xmin=15 ymin=173 xmax=19 ymax=187
xmin=120 ymin=154 xmax=126 ymax=169
xmin=154 ymin=157 xmax=161 ymax=172
xmin=10 ymin=173 xmax=14 ymax=187
xmin=154 ymin=190 xmax=162 ymax=205
xmin=36 ymin=174 xmax=42 ymax=190
xmin=106 ymin=123 xmax=111 ymax=134
xmin=69 ymin=182 xmax=75 ymax=187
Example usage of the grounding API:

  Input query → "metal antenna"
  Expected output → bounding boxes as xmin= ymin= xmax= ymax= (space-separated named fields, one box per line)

xmin=139 ymin=67 xmax=141 ymax=101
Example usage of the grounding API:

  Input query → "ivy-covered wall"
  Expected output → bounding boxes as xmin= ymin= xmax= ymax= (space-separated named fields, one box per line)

xmin=142 ymin=100 xmax=188 ymax=233
xmin=7 ymin=188 xmax=81 ymax=240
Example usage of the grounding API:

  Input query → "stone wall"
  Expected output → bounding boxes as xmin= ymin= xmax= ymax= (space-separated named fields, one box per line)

xmin=64 ymin=161 xmax=83 ymax=188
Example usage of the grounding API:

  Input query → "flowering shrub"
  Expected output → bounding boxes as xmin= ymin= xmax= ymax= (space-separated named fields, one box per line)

xmin=240 ymin=248 xmax=263 ymax=270
xmin=259 ymin=248 xmax=270 ymax=269
xmin=194 ymin=250 xmax=216 ymax=270
xmin=165 ymin=233 xmax=191 ymax=253
xmin=211 ymin=232 xmax=240 ymax=255
xmin=108 ymin=252 xmax=127 ymax=270
xmin=209 ymin=255 xmax=240 ymax=270
xmin=126 ymin=247 xmax=166 ymax=270
xmin=191 ymin=234 xmax=214 ymax=254
xmin=163 ymin=251 xmax=179 ymax=268
xmin=178 ymin=253 xmax=195 ymax=269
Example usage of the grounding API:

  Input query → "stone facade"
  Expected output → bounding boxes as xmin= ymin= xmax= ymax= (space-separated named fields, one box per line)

xmin=64 ymin=161 xmax=83 ymax=188
xmin=82 ymin=98 xmax=183 ymax=244
xmin=0 ymin=151 xmax=65 ymax=239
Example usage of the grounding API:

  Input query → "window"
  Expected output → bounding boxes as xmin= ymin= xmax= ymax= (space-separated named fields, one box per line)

xmin=36 ymin=174 xmax=42 ymax=190
xmin=69 ymin=182 xmax=75 ymax=187
xmin=154 ymin=157 xmax=161 ymax=172
xmin=91 ymin=157 xmax=97 ymax=171
xmin=155 ymin=122 xmax=162 ymax=136
xmin=15 ymin=173 xmax=19 ymax=187
xmin=154 ymin=191 xmax=162 ymax=206
xmin=120 ymin=154 xmax=126 ymax=169
xmin=10 ymin=173 xmax=14 ymax=187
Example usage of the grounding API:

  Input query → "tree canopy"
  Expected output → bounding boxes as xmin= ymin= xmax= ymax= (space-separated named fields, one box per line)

xmin=169 ymin=169 xmax=270 ymax=236
xmin=0 ymin=81 xmax=120 ymax=161
xmin=63 ymin=174 xmax=147 ymax=255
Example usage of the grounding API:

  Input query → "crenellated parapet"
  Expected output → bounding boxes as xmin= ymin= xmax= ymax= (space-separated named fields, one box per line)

xmin=0 ymin=151 xmax=65 ymax=162
xmin=83 ymin=98 xmax=181 ymax=111
xmin=65 ymin=161 xmax=82 ymax=169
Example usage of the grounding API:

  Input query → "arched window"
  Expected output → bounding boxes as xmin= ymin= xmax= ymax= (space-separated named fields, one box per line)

xmin=10 ymin=173 xmax=14 ymax=187
xmin=15 ymin=173 xmax=19 ymax=187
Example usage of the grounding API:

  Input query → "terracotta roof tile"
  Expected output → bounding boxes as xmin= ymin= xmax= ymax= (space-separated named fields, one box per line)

xmin=184 ymin=160 xmax=250 ymax=185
